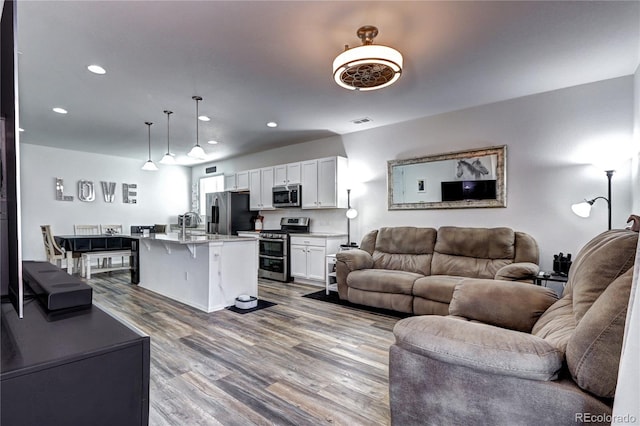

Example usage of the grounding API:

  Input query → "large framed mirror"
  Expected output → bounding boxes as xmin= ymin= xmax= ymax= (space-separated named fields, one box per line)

xmin=388 ymin=145 xmax=506 ymax=210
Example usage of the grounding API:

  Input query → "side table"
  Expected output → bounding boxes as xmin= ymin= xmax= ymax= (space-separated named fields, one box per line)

xmin=326 ymin=254 xmax=337 ymax=295
xmin=534 ymin=272 xmax=568 ymax=287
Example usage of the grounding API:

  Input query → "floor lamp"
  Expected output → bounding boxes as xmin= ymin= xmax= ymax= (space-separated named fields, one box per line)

xmin=571 ymin=170 xmax=614 ymax=230
xmin=344 ymin=189 xmax=358 ymax=247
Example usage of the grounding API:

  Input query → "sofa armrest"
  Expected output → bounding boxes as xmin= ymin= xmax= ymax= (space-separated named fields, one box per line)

xmin=495 ymin=262 xmax=539 ymax=281
xmin=449 ymin=279 xmax=558 ymax=333
xmin=393 ymin=316 xmax=563 ymax=381
xmin=335 ymin=249 xmax=374 ymax=271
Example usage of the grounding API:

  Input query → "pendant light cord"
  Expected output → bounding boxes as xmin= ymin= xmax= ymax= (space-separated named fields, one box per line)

xmin=193 ymin=96 xmax=202 ymax=148
xmin=164 ymin=110 xmax=173 ymax=153
xmin=145 ymin=121 xmax=153 ymax=160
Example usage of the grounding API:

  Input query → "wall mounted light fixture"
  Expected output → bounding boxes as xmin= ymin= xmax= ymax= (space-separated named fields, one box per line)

xmin=571 ymin=170 xmax=614 ymax=230
xmin=141 ymin=121 xmax=158 ymax=171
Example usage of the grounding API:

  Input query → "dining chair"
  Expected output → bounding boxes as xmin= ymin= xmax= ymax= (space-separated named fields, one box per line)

xmin=40 ymin=225 xmax=73 ymax=274
xmin=100 ymin=224 xmax=123 ymax=235
xmin=74 ymin=224 xmax=100 ymax=235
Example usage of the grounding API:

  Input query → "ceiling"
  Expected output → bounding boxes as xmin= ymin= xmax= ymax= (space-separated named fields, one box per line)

xmin=15 ymin=1 xmax=640 ymax=166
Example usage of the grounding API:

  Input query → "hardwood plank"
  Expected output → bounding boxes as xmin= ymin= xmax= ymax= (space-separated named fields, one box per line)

xmin=85 ymin=272 xmax=399 ymax=425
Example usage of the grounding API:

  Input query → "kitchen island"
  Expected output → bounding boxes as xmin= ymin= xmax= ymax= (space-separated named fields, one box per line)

xmin=137 ymin=233 xmax=257 ymax=313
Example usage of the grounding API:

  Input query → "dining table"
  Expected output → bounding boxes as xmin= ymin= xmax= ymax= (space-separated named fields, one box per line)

xmin=54 ymin=234 xmax=140 ymax=284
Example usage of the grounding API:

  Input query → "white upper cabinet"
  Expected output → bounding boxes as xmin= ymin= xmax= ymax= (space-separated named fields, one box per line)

xmin=236 ymin=171 xmax=249 ymax=191
xmin=301 ymin=156 xmax=348 ymax=209
xmin=224 ymin=174 xmax=236 ymax=192
xmin=224 ymin=171 xmax=249 ymax=192
xmin=249 ymin=167 xmax=274 ymax=210
xmin=274 ymin=162 xmax=301 ymax=186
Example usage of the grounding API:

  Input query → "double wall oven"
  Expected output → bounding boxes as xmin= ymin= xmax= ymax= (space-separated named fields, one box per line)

xmin=258 ymin=217 xmax=309 ymax=282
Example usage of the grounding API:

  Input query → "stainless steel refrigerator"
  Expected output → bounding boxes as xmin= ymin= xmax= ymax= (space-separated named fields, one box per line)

xmin=205 ymin=191 xmax=256 ymax=235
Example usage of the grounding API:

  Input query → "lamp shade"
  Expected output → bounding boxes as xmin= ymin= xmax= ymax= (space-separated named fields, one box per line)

xmin=141 ymin=160 xmax=158 ymax=171
xmin=188 ymin=144 xmax=206 ymax=159
xmin=346 ymin=208 xmax=358 ymax=219
xmin=160 ymin=153 xmax=175 ymax=164
xmin=571 ymin=201 xmax=592 ymax=218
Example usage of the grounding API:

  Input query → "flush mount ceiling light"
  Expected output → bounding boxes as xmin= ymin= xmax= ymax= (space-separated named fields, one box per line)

xmin=207 ymin=140 xmax=218 ymax=145
xmin=266 ymin=121 xmax=278 ymax=128
xmin=188 ymin=96 xmax=207 ymax=159
xmin=142 ymin=121 xmax=158 ymax=171
xmin=333 ymin=25 xmax=403 ymax=91
xmin=52 ymin=107 xmax=68 ymax=114
xmin=87 ymin=64 xmax=106 ymax=75
xmin=160 ymin=110 xmax=175 ymax=165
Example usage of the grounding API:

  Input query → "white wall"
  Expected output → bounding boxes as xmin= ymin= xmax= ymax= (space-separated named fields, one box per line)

xmin=20 ymin=144 xmax=191 ymax=261
xmin=632 ymin=64 xmax=640 ymax=213
xmin=193 ymin=76 xmax=634 ymax=271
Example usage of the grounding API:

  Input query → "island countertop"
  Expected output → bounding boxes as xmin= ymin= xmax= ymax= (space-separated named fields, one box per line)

xmin=132 ymin=233 xmax=254 ymax=244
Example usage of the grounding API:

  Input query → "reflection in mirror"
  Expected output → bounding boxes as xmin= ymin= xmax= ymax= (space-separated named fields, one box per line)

xmin=387 ymin=145 xmax=506 ymax=210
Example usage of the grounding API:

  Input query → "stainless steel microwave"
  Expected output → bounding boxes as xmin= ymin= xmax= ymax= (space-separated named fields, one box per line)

xmin=272 ymin=184 xmax=301 ymax=208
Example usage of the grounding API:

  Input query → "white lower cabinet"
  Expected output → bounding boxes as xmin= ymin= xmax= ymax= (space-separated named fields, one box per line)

xmin=290 ymin=235 xmax=343 ymax=282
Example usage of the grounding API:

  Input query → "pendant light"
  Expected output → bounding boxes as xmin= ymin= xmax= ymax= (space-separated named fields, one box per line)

xmin=160 ymin=110 xmax=175 ymax=164
xmin=141 ymin=121 xmax=158 ymax=171
xmin=188 ymin=95 xmax=206 ymax=159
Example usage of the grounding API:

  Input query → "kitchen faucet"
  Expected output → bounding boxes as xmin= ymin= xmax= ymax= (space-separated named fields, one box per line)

xmin=180 ymin=211 xmax=201 ymax=238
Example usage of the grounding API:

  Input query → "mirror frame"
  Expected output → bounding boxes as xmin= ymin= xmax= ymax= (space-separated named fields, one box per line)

xmin=387 ymin=145 xmax=507 ymax=210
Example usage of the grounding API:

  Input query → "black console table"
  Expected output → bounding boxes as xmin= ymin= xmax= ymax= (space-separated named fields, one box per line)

xmin=54 ymin=234 xmax=140 ymax=284
xmin=1 ymin=299 xmax=150 ymax=425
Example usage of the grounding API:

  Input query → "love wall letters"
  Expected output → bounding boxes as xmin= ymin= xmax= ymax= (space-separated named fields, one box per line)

xmin=55 ymin=178 xmax=137 ymax=204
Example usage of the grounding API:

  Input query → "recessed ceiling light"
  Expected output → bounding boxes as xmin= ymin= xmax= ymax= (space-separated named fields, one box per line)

xmin=266 ymin=121 xmax=278 ymax=128
xmin=198 ymin=115 xmax=210 ymax=122
xmin=87 ymin=64 xmax=106 ymax=75
xmin=52 ymin=107 xmax=68 ymax=114
xmin=207 ymin=140 xmax=218 ymax=145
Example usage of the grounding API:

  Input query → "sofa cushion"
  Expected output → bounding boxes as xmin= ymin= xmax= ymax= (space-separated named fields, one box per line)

xmin=449 ymin=279 xmax=558 ymax=333
xmin=564 ymin=229 xmax=637 ymax=322
xmin=346 ymin=269 xmax=422 ymax=294
xmin=566 ymin=268 xmax=633 ymax=398
xmin=431 ymin=253 xmax=511 ymax=279
xmin=435 ymin=226 xmax=516 ymax=259
xmin=372 ymin=227 xmax=436 ymax=275
xmin=348 ymin=288 xmax=413 ymax=313
xmin=394 ymin=316 xmax=563 ymax=381
xmin=531 ymin=297 xmax=576 ymax=354
xmin=413 ymin=298 xmax=450 ymax=316
xmin=431 ymin=226 xmax=517 ymax=279
xmin=413 ymin=275 xmax=464 ymax=304
xmin=359 ymin=229 xmax=378 ymax=255
xmin=514 ymin=231 xmax=540 ymax=264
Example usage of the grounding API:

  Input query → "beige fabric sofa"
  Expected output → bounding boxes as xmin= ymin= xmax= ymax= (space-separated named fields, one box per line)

xmin=389 ymin=229 xmax=638 ymax=425
xmin=335 ymin=226 xmax=539 ymax=315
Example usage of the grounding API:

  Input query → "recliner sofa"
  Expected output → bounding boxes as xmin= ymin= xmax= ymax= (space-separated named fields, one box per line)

xmin=389 ymin=229 xmax=638 ymax=425
xmin=335 ymin=226 xmax=539 ymax=315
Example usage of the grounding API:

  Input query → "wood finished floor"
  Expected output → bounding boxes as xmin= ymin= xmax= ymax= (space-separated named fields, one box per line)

xmin=87 ymin=272 xmax=399 ymax=425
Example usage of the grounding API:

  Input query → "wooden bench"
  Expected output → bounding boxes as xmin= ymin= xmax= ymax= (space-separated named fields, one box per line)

xmin=81 ymin=250 xmax=131 ymax=279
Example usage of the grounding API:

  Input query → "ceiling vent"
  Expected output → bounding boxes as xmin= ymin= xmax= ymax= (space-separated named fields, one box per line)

xmin=351 ymin=117 xmax=372 ymax=125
